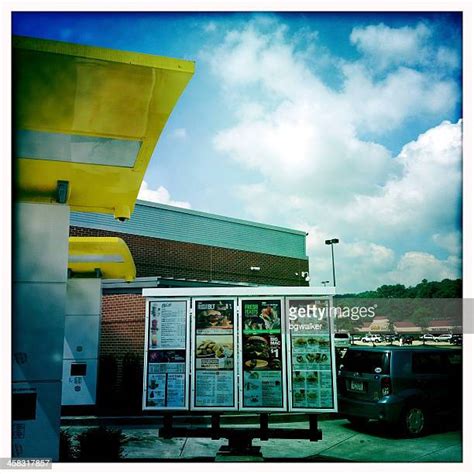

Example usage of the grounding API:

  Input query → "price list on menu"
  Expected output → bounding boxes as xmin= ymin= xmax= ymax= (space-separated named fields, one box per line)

xmin=193 ymin=299 xmax=236 ymax=408
xmin=241 ymin=299 xmax=285 ymax=409
xmin=145 ymin=300 xmax=188 ymax=409
xmin=287 ymin=298 xmax=335 ymax=410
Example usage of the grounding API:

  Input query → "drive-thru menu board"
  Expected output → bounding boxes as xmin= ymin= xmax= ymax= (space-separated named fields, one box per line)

xmin=240 ymin=299 xmax=286 ymax=410
xmin=143 ymin=289 xmax=337 ymax=413
xmin=192 ymin=299 xmax=237 ymax=408
xmin=144 ymin=300 xmax=189 ymax=409
xmin=287 ymin=297 xmax=335 ymax=410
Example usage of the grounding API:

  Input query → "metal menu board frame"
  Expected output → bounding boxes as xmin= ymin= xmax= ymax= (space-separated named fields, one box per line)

xmin=142 ymin=298 xmax=191 ymax=411
xmin=238 ymin=298 xmax=287 ymax=412
xmin=286 ymin=296 xmax=338 ymax=413
xmin=142 ymin=287 xmax=337 ymax=414
xmin=191 ymin=298 xmax=238 ymax=410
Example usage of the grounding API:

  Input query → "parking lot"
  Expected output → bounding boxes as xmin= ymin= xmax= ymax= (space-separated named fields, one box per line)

xmin=350 ymin=340 xmax=461 ymax=347
xmin=62 ymin=416 xmax=462 ymax=462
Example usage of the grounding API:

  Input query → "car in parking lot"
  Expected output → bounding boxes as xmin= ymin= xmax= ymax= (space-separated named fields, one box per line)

xmin=419 ymin=333 xmax=436 ymax=342
xmin=384 ymin=334 xmax=397 ymax=344
xmin=337 ymin=346 xmax=462 ymax=437
xmin=451 ymin=334 xmax=462 ymax=345
xmin=435 ymin=334 xmax=453 ymax=343
xmin=361 ymin=334 xmax=383 ymax=343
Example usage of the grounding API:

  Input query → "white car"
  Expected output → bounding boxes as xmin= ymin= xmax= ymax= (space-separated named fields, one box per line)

xmin=435 ymin=334 xmax=453 ymax=343
xmin=361 ymin=334 xmax=383 ymax=343
xmin=420 ymin=334 xmax=436 ymax=341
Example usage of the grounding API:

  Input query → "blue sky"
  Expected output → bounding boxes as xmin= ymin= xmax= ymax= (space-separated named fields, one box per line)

xmin=12 ymin=12 xmax=463 ymax=292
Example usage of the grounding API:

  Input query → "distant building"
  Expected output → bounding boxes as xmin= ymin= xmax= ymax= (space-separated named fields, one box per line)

xmin=356 ymin=316 xmax=390 ymax=333
xmin=427 ymin=319 xmax=461 ymax=333
xmin=393 ymin=321 xmax=422 ymax=333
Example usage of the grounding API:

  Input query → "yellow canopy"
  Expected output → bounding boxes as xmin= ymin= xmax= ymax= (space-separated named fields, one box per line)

xmin=68 ymin=237 xmax=136 ymax=281
xmin=14 ymin=35 xmax=195 ymax=220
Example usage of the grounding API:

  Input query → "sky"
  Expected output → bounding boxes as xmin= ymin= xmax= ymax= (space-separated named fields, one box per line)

xmin=12 ymin=12 xmax=463 ymax=293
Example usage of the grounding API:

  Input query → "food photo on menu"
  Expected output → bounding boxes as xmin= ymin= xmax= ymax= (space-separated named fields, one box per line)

xmin=292 ymin=335 xmax=330 ymax=370
xmin=195 ymin=335 xmax=234 ymax=369
xmin=196 ymin=301 xmax=234 ymax=332
xmin=243 ymin=301 xmax=281 ymax=331
xmin=243 ymin=334 xmax=282 ymax=370
xmin=148 ymin=349 xmax=186 ymax=364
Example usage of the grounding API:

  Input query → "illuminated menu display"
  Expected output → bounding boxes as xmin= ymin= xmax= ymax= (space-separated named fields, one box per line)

xmin=240 ymin=299 xmax=285 ymax=409
xmin=193 ymin=299 xmax=236 ymax=408
xmin=145 ymin=300 xmax=189 ymax=409
xmin=143 ymin=293 xmax=337 ymax=413
xmin=287 ymin=298 xmax=335 ymax=410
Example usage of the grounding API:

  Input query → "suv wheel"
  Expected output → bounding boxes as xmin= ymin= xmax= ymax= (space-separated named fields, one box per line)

xmin=400 ymin=406 xmax=428 ymax=437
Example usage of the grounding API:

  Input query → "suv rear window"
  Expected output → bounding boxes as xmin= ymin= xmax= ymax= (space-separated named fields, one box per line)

xmin=341 ymin=350 xmax=390 ymax=374
xmin=412 ymin=351 xmax=462 ymax=374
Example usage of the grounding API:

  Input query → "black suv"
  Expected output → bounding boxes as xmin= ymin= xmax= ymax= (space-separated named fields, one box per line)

xmin=337 ymin=346 xmax=461 ymax=436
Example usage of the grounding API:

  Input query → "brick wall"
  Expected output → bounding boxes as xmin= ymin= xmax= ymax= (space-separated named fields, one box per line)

xmin=70 ymin=226 xmax=309 ymax=286
xmin=100 ymin=294 xmax=146 ymax=361
xmin=96 ymin=294 xmax=146 ymax=413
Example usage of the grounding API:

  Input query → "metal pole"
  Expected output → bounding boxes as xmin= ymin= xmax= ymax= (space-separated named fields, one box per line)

xmin=331 ymin=244 xmax=336 ymax=287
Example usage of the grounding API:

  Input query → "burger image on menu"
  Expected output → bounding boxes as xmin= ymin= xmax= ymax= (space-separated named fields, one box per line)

xmin=196 ymin=309 xmax=232 ymax=330
xmin=244 ymin=335 xmax=269 ymax=369
xmin=243 ymin=335 xmax=284 ymax=370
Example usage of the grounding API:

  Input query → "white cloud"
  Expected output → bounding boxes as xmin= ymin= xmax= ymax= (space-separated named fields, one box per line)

xmin=170 ymin=128 xmax=187 ymax=140
xmin=205 ymin=18 xmax=461 ymax=292
xmin=388 ymin=252 xmax=461 ymax=286
xmin=138 ymin=181 xmax=191 ymax=209
xmin=350 ymin=22 xmax=431 ymax=69
xmin=349 ymin=22 xmax=460 ymax=73
xmin=433 ymin=231 xmax=462 ymax=255
xmin=341 ymin=64 xmax=458 ymax=134
xmin=345 ymin=120 xmax=462 ymax=237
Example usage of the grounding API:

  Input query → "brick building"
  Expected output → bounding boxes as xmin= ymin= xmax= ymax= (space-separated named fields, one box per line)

xmin=68 ymin=200 xmax=309 ymax=414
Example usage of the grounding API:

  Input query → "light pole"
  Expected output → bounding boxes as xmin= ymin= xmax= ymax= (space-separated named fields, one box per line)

xmin=325 ymin=238 xmax=339 ymax=287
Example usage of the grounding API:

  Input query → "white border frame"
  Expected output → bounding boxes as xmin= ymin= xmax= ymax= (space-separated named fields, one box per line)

xmin=144 ymin=286 xmax=335 ymax=298
xmin=142 ymin=298 xmax=191 ymax=411
xmin=190 ymin=297 xmax=239 ymax=411
xmin=238 ymin=297 xmax=288 ymax=412
xmin=286 ymin=296 xmax=338 ymax=413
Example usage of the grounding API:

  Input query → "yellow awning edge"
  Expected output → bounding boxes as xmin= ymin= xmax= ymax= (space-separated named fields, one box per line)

xmin=68 ymin=237 xmax=136 ymax=282
xmin=13 ymin=35 xmax=195 ymax=220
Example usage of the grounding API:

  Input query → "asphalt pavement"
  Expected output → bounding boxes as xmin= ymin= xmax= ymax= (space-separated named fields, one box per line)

xmin=62 ymin=417 xmax=462 ymax=462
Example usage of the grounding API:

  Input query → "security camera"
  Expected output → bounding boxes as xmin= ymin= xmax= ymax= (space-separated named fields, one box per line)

xmin=114 ymin=205 xmax=130 ymax=222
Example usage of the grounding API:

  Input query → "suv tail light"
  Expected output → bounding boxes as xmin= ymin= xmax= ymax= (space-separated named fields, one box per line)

xmin=381 ymin=376 xmax=391 ymax=396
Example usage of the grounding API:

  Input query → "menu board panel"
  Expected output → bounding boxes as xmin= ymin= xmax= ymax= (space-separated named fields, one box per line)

xmin=240 ymin=299 xmax=286 ymax=410
xmin=192 ymin=299 xmax=237 ymax=409
xmin=287 ymin=298 xmax=335 ymax=411
xmin=144 ymin=300 xmax=189 ymax=410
